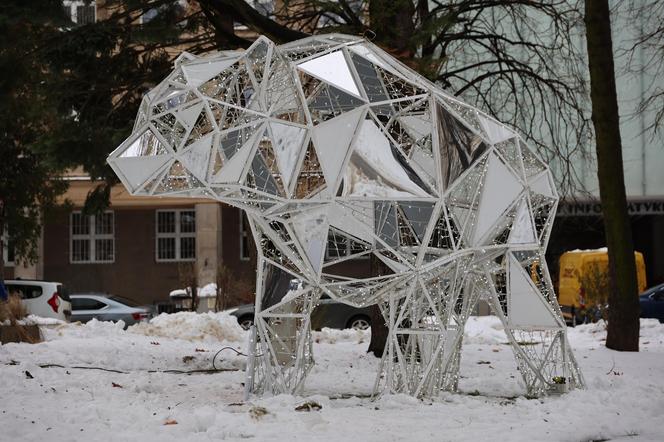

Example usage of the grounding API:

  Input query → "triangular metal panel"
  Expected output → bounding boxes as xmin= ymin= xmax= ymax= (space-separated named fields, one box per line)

xmin=269 ymin=122 xmax=307 ymax=190
xmin=115 ymin=127 xmax=170 ymax=158
xmin=399 ymin=201 xmax=435 ymax=243
xmin=328 ymin=201 xmax=375 ymax=244
xmin=297 ymin=50 xmax=361 ymax=98
xmin=346 ymin=118 xmax=431 ymax=198
xmin=182 ymin=58 xmax=238 ymax=87
xmin=311 ymin=106 xmax=365 ymax=188
xmin=398 ymin=115 xmax=432 ymax=140
xmin=111 ymin=155 xmax=171 ymax=192
xmin=178 ymin=133 xmax=214 ymax=181
xmin=528 ymin=170 xmax=556 ymax=199
xmin=174 ymin=101 xmax=206 ymax=128
xmin=290 ymin=206 xmax=329 ymax=275
xmin=508 ymin=253 xmax=559 ymax=328
xmin=473 ymin=152 xmax=523 ymax=244
xmin=477 ymin=114 xmax=514 ymax=145
xmin=508 ymin=198 xmax=537 ymax=245
xmin=211 ymin=129 xmax=261 ymax=184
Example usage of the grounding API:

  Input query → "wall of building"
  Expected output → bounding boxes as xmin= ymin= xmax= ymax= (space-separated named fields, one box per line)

xmin=42 ymin=207 xmax=188 ymax=306
xmin=3 ymin=267 xmax=14 ymax=280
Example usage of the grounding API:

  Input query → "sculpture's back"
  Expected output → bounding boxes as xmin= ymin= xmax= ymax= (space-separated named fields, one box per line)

xmin=109 ymin=34 xmax=583 ymax=399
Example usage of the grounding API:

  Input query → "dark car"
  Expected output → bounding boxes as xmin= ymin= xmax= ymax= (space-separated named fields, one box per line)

xmin=640 ymin=283 xmax=664 ymax=322
xmin=70 ymin=293 xmax=152 ymax=328
xmin=229 ymin=294 xmax=372 ymax=331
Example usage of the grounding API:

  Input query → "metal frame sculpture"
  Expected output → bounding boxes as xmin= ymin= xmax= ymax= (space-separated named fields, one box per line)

xmin=108 ymin=34 xmax=583 ymax=398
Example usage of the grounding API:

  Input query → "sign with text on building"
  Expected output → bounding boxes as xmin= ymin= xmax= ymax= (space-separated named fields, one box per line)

xmin=559 ymin=200 xmax=664 ymax=216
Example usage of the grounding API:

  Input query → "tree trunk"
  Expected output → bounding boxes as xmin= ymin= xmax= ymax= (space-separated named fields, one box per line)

xmin=584 ymin=0 xmax=640 ymax=351
xmin=367 ymin=255 xmax=389 ymax=357
xmin=0 ymin=200 xmax=5 ymax=287
xmin=367 ymin=304 xmax=388 ymax=357
xmin=368 ymin=0 xmax=416 ymax=59
xmin=363 ymin=0 xmax=416 ymax=360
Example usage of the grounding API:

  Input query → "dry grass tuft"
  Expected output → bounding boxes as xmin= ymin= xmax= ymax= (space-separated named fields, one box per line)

xmin=0 ymin=295 xmax=28 ymax=325
xmin=0 ymin=295 xmax=40 ymax=344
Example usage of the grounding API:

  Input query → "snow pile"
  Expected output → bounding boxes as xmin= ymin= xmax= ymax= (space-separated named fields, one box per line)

xmin=198 ymin=283 xmax=217 ymax=298
xmin=639 ymin=318 xmax=664 ymax=341
xmin=22 ymin=315 xmax=67 ymax=326
xmin=1 ymin=315 xmax=66 ymax=327
xmin=41 ymin=318 xmax=127 ymax=341
xmin=168 ymin=284 xmax=218 ymax=298
xmin=129 ymin=311 xmax=245 ymax=343
xmin=463 ymin=315 xmax=507 ymax=345
xmin=313 ymin=327 xmax=369 ymax=344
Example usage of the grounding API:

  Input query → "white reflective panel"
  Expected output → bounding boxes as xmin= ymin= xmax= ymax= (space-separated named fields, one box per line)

xmin=210 ymin=129 xmax=260 ymax=184
xmin=508 ymin=254 xmax=559 ymax=328
xmin=269 ymin=122 xmax=306 ymax=189
xmin=509 ymin=199 xmax=537 ymax=245
xmin=473 ymin=152 xmax=523 ymax=244
xmin=347 ymin=43 xmax=392 ymax=72
xmin=291 ymin=206 xmax=329 ymax=274
xmin=477 ymin=114 xmax=515 ymax=144
xmin=178 ymin=133 xmax=214 ymax=181
xmin=297 ymin=50 xmax=361 ymax=98
xmin=528 ymin=170 xmax=556 ymax=198
xmin=174 ymin=101 xmax=205 ymax=128
xmin=311 ymin=106 xmax=365 ymax=186
xmin=112 ymin=156 xmax=171 ymax=192
xmin=410 ymin=145 xmax=437 ymax=185
xmin=398 ymin=115 xmax=432 ymax=140
xmin=182 ymin=58 xmax=238 ymax=87
xmin=118 ymin=129 xmax=168 ymax=158
xmin=328 ymin=201 xmax=374 ymax=244
xmin=347 ymin=119 xmax=430 ymax=198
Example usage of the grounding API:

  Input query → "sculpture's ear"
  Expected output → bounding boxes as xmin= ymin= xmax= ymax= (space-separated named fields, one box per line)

xmin=173 ymin=51 xmax=198 ymax=68
xmin=252 ymin=35 xmax=276 ymax=48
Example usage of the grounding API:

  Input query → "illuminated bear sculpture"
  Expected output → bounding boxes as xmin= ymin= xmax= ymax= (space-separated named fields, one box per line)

xmin=108 ymin=34 xmax=583 ymax=398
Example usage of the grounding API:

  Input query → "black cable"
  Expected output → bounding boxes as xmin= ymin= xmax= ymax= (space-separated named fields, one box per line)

xmin=33 ymin=363 xmax=238 ymax=374
xmin=25 ymin=345 xmax=262 ymax=374
xmin=212 ymin=346 xmax=262 ymax=370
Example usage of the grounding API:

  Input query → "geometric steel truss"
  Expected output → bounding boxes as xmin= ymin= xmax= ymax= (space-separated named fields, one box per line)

xmin=108 ymin=34 xmax=584 ymax=398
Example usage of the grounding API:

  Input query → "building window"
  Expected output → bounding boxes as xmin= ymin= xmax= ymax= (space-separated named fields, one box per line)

xmin=70 ymin=211 xmax=115 ymax=264
xmin=156 ymin=210 xmax=196 ymax=262
xmin=140 ymin=1 xmax=187 ymax=24
xmin=235 ymin=0 xmax=274 ymax=29
xmin=63 ymin=1 xmax=96 ymax=25
xmin=240 ymin=212 xmax=251 ymax=261
xmin=2 ymin=229 xmax=14 ymax=266
xmin=325 ymin=228 xmax=370 ymax=260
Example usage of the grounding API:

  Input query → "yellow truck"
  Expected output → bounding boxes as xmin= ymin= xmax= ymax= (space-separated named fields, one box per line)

xmin=557 ymin=248 xmax=646 ymax=325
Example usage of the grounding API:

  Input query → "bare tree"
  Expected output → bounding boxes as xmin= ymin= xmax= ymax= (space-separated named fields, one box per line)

xmin=178 ymin=262 xmax=199 ymax=311
xmin=584 ymin=0 xmax=639 ymax=351
xmin=197 ymin=0 xmax=592 ymax=195
xmin=620 ymin=0 xmax=664 ymax=135
xmin=215 ymin=263 xmax=254 ymax=311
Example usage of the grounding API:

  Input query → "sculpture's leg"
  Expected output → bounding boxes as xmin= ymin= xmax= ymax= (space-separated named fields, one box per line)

xmin=246 ymin=255 xmax=320 ymax=396
xmin=484 ymin=252 xmax=585 ymax=396
xmin=374 ymin=258 xmax=478 ymax=398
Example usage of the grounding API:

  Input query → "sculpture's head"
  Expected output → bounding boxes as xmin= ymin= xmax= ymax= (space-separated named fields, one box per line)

xmin=108 ymin=34 xmax=559 ymax=308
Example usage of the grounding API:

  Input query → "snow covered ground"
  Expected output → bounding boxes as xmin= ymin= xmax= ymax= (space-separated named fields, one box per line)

xmin=1 ymin=313 xmax=663 ymax=441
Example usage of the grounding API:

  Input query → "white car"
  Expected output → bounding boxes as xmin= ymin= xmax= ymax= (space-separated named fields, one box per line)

xmin=4 ymin=279 xmax=72 ymax=321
